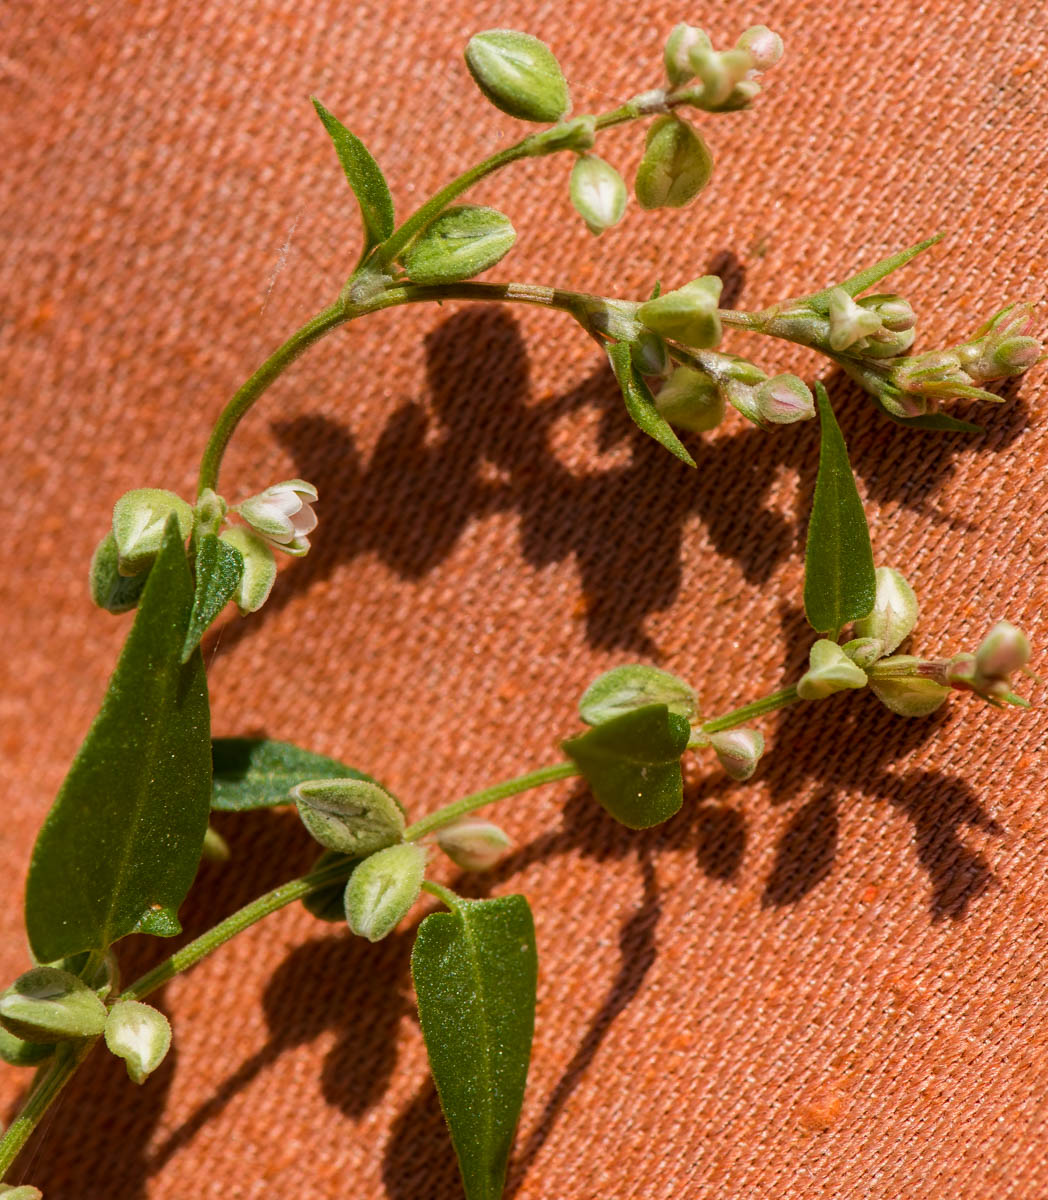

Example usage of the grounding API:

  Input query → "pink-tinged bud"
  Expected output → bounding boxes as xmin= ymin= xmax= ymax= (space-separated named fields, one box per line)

xmin=236 ymin=479 xmax=318 ymax=557
xmin=944 ymin=653 xmax=978 ymax=689
xmin=663 ymin=24 xmax=711 ymax=86
xmin=754 ymin=374 xmax=815 ymax=424
xmin=735 ymin=25 xmax=784 ymax=70
xmin=975 ymin=621 xmax=1030 ymax=681
xmin=992 ymin=336 xmax=1041 ymax=374
xmin=857 ymin=293 xmax=916 ymax=332
xmin=827 ymin=288 xmax=883 ymax=351
xmin=710 ymin=728 xmax=764 ymax=781
xmin=436 ymin=820 xmax=512 ymax=871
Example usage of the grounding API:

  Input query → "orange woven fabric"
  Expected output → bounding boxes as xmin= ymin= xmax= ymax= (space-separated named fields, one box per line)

xmin=2 ymin=2 xmax=1047 ymax=1196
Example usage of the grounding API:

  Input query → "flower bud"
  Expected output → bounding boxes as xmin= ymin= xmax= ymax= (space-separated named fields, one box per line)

xmin=992 ymin=336 xmax=1041 ymax=374
xmin=710 ymin=727 xmax=765 ymax=781
xmin=104 ymin=1000 xmax=171 ymax=1084
xmin=218 ymin=526 xmax=277 ymax=614
xmin=637 ymin=276 xmax=722 ymax=349
xmin=868 ymin=658 xmax=950 ymax=717
xmin=579 ymin=663 xmax=697 ymax=726
xmin=527 ymin=114 xmax=596 ymax=154
xmin=344 ymin=843 xmax=427 ymax=942
xmin=0 ymin=1026 xmax=55 ymax=1067
xmin=403 ymin=205 xmax=517 ymax=285
xmin=797 ymin=639 xmax=868 ymax=701
xmin=464 ymin=30 xmax=570 ymax=123
xmin=736 ymin=25 xmax=784 ymax=70
xmin=975 ymin=621 xmax=1030 ymax=682
xmin=570 ymin=154 xmax=627 ymax=236
xmin=634 ymin=116 xmax=713 ymax=211
xmin=654 ymin=366 xmax=725 ymax=432
xmin=631 ymin=329 xmax=669 ymax=377
xmin=112 ymin=488 xmax=194 ymax=575
xmin=0 ymin=968 xmax=108 ymax=1043
xmin=853 ymin=567 xmax=919 ymax=655
xmin=291 ymin=778 xmax=406 ymax=857
xmin=944 ymin=653 xmax=978 ymax=689
xmin=857 ymin=293 xmax=916 ymax=332
xmin=688 ymin=46 xmax=752 ymax=108
xmin=664 ymin=24 xmax=711 ymax=86
xmin=826 ymin=287 xmax=883 ymax=352
xmin=236 ymin=479 xmax=317 ymax=557
xmin=89 ymin=531 xmax=150 ymax=614
xmin=436 ymin=820 xmax=513 ymax=871
xmin=854 ymin=327 xmax=916 ymax=358
xmin=754 ymin=374 xmax=815 ymax=424
xmin=841 ymin=637 xmax=884 ymax=670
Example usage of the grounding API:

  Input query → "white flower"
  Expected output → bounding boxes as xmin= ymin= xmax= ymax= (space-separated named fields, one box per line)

xmin=236 ymin=479 xmax=318 ymax=556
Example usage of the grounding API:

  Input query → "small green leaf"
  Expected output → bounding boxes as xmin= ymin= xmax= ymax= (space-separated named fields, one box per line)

xmin=312 ymin=98 xmax=395 ymax=251
xmin=211 ymin=738 xmax=373 ymax=811
xmin=181 ymin=534 xmax=244 ymax=662
xmin=562 ymin=703 xmax=690 ymax=829
xmin=579 ymin=664 xmax=697 ymax=726
xmin=89 ymin=531 xmax=149 ymax=614
xmin=606 ymin=341 xmax=695 ymax=467
xmin=888 ymin=410 xmax=983 ymax=433
xmin=25 ymin=518 xmax=211 ymax=961
xmin=403 ymin=206 xmax=516 ymax=285
xmin=412 ymin=894 xmax=537 ymax=1200
xmin=807 ymin=234 xmax=943 ymax=310
xmin=803 ymin=384 xmax=876 ymax=636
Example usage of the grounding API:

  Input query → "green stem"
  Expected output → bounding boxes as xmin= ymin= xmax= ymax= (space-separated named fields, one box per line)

xmin=196 ymin=299 xmax=346 ymax=496
xmin=0 ymin=1041 xmax=95 ymax=1180
xmin=351 ymin=279 xmax=597 ymax=323
xmin=404 ymin=761 xmax=580 ymax=842
xmin=701 ymin=685 xmax=800 ymax=734
xmin=121 ymin=855 xmax=353 ymax=1002
xmin=421 ymin=880 xmax=462 ymax=911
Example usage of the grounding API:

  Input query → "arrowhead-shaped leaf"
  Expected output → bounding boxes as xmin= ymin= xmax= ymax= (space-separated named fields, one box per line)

xmin=803 ymin=384 xmax=876 ymax=637
xmin=562 ymin=702 xmax=690 ymax=829
xmin=313 ymin=98 xmax=395 ymax=251
xmin=211 ymin=738 xmax=374 ymax=811
xmin=606 ymin=340 xmax=695 ymax=466
xmin=181 ymin=534 xmax=243 ymax=661
xmin=25 ymin=518 xmax=212 ymax=961
xmin=412 ymin=894 xmax=537 ymax=1200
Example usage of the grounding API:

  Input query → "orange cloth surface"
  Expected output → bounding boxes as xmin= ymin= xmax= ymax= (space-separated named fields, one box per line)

xmin=2 ymin=2 xmax=1047 ymax=1196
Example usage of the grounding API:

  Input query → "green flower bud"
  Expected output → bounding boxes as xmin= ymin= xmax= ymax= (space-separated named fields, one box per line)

xmin=826 ymin=287 xmax=883 ymax=352
xmin=634 ymin=116 xmax=713 ymax=211
xmin=570 ymin=154 xmax=627 ymax=236
xmin=104 ymin=1000 xmax=171 ymax=1084
xmin=753 ymin=374 xmax=815 ymax=424
xmin=111 ymin=488 xmax=194 ymax=575
xmin=632 ymin=329 xmax=669 ymax=377
xmin=663 ymin=24 xmax=711 ymax=86
xmin=710 ymin=727 xmax=764 ymax=781
xmin=688 ymin=46 xmax=752 ymax=108
xmin=579 ymin=663 xmax=697 ymax=726
xmin=868 ymin=659 xmax=951 ymax=717
xmin=841 ymin=637 xmax=884 ymax=670
xmin=853 ymin=567 xmax=919 ymax=655
xmin=0 ymin=1025 xmax=55 ymax=1067
xmin=637 ymin=276 xmax=723 ymax=349
xmin=0 ymin=967 xmax=108 ymax=1043
xmin=402 ymin=205 xmax=516 ymax=285
xmin=992 ymin=336 xmax=1041 ymax=374
xmin=291 ymin=778 xmax=406 ymax=857
xmin=797 ymin=639 xmax=868 ymax=701
xmin=344 ymin=843 xmax=427 ymax=942
xmin=218 ymin=527 xmax=277 ymax=614
xmin=654 ymin=366 xmax=725 ymax=432
xmin=975 ymin=621 xmax=1030 ymax=682
xmin=464 ymin=30 xmax=570 ymax=123
xmin=89 ymin=530 xmax=149 ymax=614
xmin=857 ymin=293 xmax=916 ymax=332
xmin=436 ymin=820 xmax=513 ymax=871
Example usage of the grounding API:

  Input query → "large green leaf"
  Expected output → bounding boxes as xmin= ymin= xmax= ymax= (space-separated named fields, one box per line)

xmin=606 ymin=340 xmax=695 ymax=467
xmin=181 ymin=534 xmax=243 ymax=662
xmin=25 ymin=518 xmax=212 ymax=961
xmin=312 ymin=98 xmax=395 ymax=251
xmin=412 ymin=894 xmax=537 ymax=1200
xmin=211 ymin=738 xmax=372 ymax=811
xmin=803 ymin=383 xmax=876 ymax=636
xmin=562 ymin=703 xmax=690 ymax=829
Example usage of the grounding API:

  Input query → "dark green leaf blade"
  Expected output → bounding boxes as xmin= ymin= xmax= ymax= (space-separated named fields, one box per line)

xmin=412 ymin=894 xmax=537 ymax=1200
xmin=181 ymin=534 xmax=243 ymax=662
xmin=888 ymin=411 xmax=983 ymax=433
xmin=312 ymin=98 xmax=395 ymax=250
xmin=211 ymin=738 xmax=373 ymax=811
xmin=562 ymin=703 xmax=690 ymax=829
xmin=25 ymin=518 xmax=212 ymax=961
xmin=606 ymin=341 xmax=695 ymax=467
xmin=803 ymin=384 xmax=876 ymax=635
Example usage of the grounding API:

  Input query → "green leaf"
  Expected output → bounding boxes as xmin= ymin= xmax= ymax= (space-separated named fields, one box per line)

xmin=312 ymin=98 xmax=395 ymax=251
xmin=412 ymin=894 xmax=537 ymax=1200
xmin=562 ymin=703 xmax=690 ymax=829
xmin=606 ymin=341 xmax=695 ymax=467
xmin=803 ymin=384 xmax=876 ymax=636
xmin=402 ymin=205 xmax=516 ymax=285
xmin=211 ymin=738 xmax=373 ymax=811
xmin=25 ymin=518 xmax=212 ymax=961
xmin=807 ymin=234 xmax=944 ymax=310
xmin=888 ymin=410 xmax=983 ymax=434
xmin=181 ymin=534 xmax=244 ymax=662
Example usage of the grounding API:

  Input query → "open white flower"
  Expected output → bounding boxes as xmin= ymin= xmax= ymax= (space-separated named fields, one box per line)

xmin=235 ymin=479 xmax=318 ymax=556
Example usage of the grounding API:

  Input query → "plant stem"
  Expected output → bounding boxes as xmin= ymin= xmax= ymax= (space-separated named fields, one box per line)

xmin=701 ymin=685 xmax=800 ymax=733
xmin=421 ymin=880 xmax=462 ymax=911
xmin=121 ymin=855 xmax=354 ymax=1002
xmin=350 ymin=279 xmax=597 ymax=323
xmin=196 ymin=299 xmax=346 ymax=496
xmin=0 ymin=1041 xmax=95 ymax=1180
xmin=403 ymin=762 xmax=580 ymax=842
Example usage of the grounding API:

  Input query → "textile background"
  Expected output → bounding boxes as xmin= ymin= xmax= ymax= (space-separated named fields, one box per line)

xmin=2 ymin=1 xmax=1047 ymax=1196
